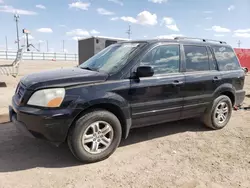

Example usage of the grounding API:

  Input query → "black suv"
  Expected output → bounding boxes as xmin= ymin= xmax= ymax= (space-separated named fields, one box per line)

xmin=10 ymin=37 xmax=245 ymax=163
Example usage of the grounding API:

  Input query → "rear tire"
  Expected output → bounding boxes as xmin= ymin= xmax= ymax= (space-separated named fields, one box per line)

xmin=202 ymin=95 xmax=232 ymax=129
xmin=68 ymin=110 xmax=122 ymax=163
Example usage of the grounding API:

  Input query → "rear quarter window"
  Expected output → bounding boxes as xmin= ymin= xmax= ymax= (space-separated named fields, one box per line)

xmin=212 ymin=46 xmax=241 ymax=71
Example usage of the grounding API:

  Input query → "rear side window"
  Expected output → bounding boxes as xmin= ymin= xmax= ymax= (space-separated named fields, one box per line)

xmin=212 ymin=46 xmax=241 ymax=71
xmin=184 ymin=45 xmax=209 ymax=72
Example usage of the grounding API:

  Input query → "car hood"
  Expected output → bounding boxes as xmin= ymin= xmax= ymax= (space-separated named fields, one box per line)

xmin=21 ymin=67 xmax=108 ymax=90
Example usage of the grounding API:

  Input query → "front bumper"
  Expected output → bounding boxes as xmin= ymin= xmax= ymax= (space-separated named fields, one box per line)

xmin=10 ymin=97 xmax=76 ymax=144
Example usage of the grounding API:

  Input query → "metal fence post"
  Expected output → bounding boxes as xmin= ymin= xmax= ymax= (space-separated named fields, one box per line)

xmin=31 ymin=52 xmax=33 ymax=60
xmin=54 ymin=52 xmax=56 ymax=60
xmin=43 ymin=53 xmax=45 ymax=60
xmin=5 ymin=51 xmax=8 ymax=60
xmin=75 ymin=54 xmax=77 ymax=61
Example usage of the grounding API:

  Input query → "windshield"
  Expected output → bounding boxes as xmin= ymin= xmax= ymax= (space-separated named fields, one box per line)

xmin=79 ymin=42 xmax=145 ymax=74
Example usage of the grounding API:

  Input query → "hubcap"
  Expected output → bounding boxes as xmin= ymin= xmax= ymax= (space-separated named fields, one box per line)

xmin=82 ymin=121 xmax=114 ymax=154
xmin=214 ymin=102 xmax=229 ymax=124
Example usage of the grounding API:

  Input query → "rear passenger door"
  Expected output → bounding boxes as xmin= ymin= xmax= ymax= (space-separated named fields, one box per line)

xmin=182 ymin=45 xmax=221 ymax=119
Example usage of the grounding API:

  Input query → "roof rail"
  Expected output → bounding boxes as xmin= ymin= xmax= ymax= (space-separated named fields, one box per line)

xmin=174 ymin=37 xmax=227 ymax=44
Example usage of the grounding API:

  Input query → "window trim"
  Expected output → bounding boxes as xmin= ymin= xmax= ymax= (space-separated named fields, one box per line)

xmin=138 ymin=43 xmax=181 ymax=76
xmin=183 ymin=44 xmax=210 ymax=73
xmin=207 ymin=46 xmax=219 ymax=71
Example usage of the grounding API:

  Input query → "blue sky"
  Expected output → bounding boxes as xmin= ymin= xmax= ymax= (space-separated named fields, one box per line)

xmin=0 ymin=0 xmax=250 ymax=53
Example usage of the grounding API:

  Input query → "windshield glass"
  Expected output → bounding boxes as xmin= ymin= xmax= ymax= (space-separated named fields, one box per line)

xmin=79 ymin=42 xmax=145 ymax=74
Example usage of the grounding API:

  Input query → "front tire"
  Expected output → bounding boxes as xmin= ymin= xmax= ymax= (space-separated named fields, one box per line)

xmin=68 ymin=110 xmax=122 ymax=163
xmin=202 ymin=95 xmax=232 ymax=129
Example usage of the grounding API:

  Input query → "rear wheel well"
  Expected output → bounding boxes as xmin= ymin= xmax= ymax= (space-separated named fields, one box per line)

xmin=220 ymin=91 xmax=235 ymax=106
xmin=68 ymin=103 xmax=127 ymax=140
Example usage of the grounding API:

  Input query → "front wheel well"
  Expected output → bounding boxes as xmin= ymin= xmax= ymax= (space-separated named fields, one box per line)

xmin=68 ymin=103 xmax=127 ymax=140
xmin=220 ymin=91 xmax=235 ymax=106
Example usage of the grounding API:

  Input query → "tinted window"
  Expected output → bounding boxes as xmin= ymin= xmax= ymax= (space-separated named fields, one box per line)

xmin=208 ymin=47 xmax=217 ymax=70
xmin=184 ymin=45 xmax=209 ymax=72
xmin=105 ymin=40 xmax=117 ymax=47
xmin=141 ymin=45 xmax=180 ymax=74
xmin=212 ymin=46 xmax=241 ymax=71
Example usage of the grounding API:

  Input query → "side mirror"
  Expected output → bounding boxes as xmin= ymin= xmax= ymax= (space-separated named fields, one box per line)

xmin=242 ymin=67 xmax=248 ymax=74
xmin=136 ymin=66 xmax=154 ymax=77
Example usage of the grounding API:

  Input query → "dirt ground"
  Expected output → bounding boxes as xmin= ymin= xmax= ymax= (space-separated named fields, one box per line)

xmin=0 ymin=61 xmax=249 ymax=188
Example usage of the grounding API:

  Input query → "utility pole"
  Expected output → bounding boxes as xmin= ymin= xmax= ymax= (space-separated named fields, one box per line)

xmin=46 ymin=40 xmax=49 ymax=52
xmin=126 ymin=25 xmax=131 ymax=39
xmin=5 ymin=36 xmax=8 ymax=51
xmin=62 ymin=40 xmax=65 ymax=52
xmin=237 ymin=40 xmax=241 ymax=48
xmin=14 ymin=14 xmax=20 ymax=50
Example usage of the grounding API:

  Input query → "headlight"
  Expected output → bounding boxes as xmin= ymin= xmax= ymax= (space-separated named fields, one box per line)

xmin=27 ymin=88 xmax=65 ymax=107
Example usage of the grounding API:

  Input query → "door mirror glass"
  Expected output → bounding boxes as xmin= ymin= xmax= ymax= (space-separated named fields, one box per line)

xmin=136 ymin=66 xmax=154 ymax=77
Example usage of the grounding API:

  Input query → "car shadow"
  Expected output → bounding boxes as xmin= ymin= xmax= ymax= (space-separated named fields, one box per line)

xmin=0 ymin=118 xmax=211 ymax=172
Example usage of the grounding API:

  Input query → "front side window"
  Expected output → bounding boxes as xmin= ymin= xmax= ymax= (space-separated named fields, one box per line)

xmin=184 ymin=45 xmax=209 ymax=72
xmin=212 ymin=46 xmax=241 ymax=71
xmin=80 ymin=42 xmax=146 ymax=74
xmin=141 ymin=45 xmax=180 ymax=74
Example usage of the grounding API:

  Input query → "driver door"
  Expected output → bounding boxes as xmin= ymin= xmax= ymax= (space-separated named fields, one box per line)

xmin=129 ymin=44 xmax=185 ymax=128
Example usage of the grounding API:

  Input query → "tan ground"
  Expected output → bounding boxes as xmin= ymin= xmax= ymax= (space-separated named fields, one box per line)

xmin=0 ymin=61 xmax=249 ymax=188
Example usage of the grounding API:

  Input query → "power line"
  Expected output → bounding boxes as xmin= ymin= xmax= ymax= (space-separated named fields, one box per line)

xmin=14 ymin=14 xmax=20 ymax=50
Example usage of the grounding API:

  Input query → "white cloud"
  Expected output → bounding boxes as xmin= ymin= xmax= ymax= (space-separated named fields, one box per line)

xmin=136 ymin=11 xmax=157 ymax=25
xmin=69 ymin=1 xmax=90 ymax=10
xmin=59 ymin=24 xmax=67 ymax=27
xmin=234 ymin=28 xmax=250 ymax=33
xmin=36 ymin=4 xmax=46 ymax=9
xmin=90 ymin=29 xmax=100 ymax=35
xmin=214 ymin=34 xmax=225 ymax=37
xmin=205 ymin=17 xmax=212 ymax=20
xmin=162 ymin=17 xmax=174 ymax=25
xmin=121 ymin=16 xmax=137 ymax=23
xmin=66 ymin=29 xmax=90 ymax=36
xmin=228 ymin=5 xmax=235 ymax=11
xmin=149 ymin=0 xmax=167 ymax=4
xmin=108 ymin=0 xmax=123 ymax=6
xmin=0 ymin=0 xmax=4 ymax=4
xmin=233 ymin=33 xmax=250 ymax=38
xmin=120 ymin=11 xmax=157 ymax=26
xmin=161 ymin=17 xmax=179 ymax=31
xmin=97 ymin=8 xmax=114 ymax=15
xmin=203 ymin=11 xmax=213 ymax=13
xmin=72 ymin=36 xmax=82 ymax=41
xmin=156 ymin=34 xmax=183 ymax=39
xmin=110 ymin=17 xmax=119 ymax=21
xmin=211 ymin=26 xmax=231 ymax=33
xmin=38 ymin=40 xmax=44 ymax=43
xmin=167 ymin=24 xmax=179 ymax=31
xmin=37 ymin=28 xmax=53 ymax=33
xmin=0 ymin=5 xmax=37 ymax=15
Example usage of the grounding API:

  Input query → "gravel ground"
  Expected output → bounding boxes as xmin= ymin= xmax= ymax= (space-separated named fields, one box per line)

xmin=0 ymin=63 xmax=249 ymax=188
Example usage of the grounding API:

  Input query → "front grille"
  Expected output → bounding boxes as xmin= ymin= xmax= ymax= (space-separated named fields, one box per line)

xmin=16 ymin=83 xmax=26 ymax=100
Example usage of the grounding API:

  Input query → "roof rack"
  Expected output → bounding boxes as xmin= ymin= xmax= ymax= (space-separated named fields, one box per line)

xmin=174 ymin=37 xmax=227 ymax=44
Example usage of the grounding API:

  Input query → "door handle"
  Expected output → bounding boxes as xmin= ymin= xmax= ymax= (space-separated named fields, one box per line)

xmin=213 ymin=76 xmax=222 ymax=82
xmin=172 ymin=80 xmax=184 ymax=86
